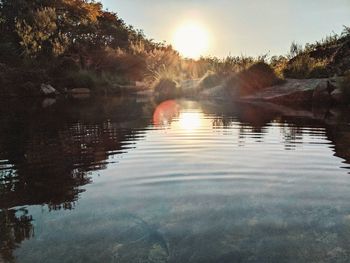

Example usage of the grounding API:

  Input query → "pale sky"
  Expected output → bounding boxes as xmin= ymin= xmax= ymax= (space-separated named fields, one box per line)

xmin=101 ymin=0 xmax=350 ymax=58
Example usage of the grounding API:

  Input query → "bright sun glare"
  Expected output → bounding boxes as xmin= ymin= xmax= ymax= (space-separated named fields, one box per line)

xmin=178 ymin=112 xmax=202 ymax=131
xmin=173 ymin=22 xmax=209 ymax=59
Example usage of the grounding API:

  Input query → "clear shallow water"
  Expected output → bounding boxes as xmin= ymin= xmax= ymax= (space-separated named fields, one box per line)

xmin=1 ymin=97 xmax=350 ymax=263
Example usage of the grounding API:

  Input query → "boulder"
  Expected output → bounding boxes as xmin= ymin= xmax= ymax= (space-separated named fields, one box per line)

xmin=241 ymin=78 xmax=329 ymax=105
xmin=199 ymin=84 xmax=230 ymax=100
xmin=40 ymin=84 xmax=59 ymax=96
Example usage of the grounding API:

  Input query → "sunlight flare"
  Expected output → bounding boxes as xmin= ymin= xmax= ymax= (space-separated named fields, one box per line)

xmin=172 ymin=22 xmax=209 ymax=59
xmin=178 ymin=112 xmax=203 ymax=131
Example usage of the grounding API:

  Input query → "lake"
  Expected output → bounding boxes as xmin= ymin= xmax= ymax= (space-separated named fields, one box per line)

xmin=1 ymin=97 xmax=350 ymax=263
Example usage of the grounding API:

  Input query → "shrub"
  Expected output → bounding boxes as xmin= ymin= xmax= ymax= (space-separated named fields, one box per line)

xmin=283 ymin=55 xmax=329 ymax=79
xmin=152 ymin=78 xmax=180 ymax=101
xmin=226 ymin=62 xmax=280 ymax=97
xmin=270 ymin=55 xmax=288 ymax=78
xmin=113 ymin=53 xmax=147 ymax=81
xmin=57 ymin=57 xmax=80 ymax=73
xmin=0 ymin=42 xmax=21 ymax=66
xmin=195 ymin=55 xmax=265 ymax=77
xmin=198 ymin=71 xmax=221 ymax=90
xmin=49 ymin=56 xmax=80 ymax=77
xmin=62 ymin=70 xmax=99 ymax=90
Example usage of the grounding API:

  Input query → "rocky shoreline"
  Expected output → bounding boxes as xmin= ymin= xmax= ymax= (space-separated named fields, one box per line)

xmin=197 ymin=77 xmax=347 ymax=106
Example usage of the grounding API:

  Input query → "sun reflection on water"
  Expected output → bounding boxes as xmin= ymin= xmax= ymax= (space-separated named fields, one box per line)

xmin=177 ymin=112 xmax=203 ymax=131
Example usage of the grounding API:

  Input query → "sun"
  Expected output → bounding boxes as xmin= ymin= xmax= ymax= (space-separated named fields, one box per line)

xmin=172 ymin=22 xmax=209 ymax=59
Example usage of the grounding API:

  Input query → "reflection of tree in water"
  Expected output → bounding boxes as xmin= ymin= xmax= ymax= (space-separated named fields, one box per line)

xmin=0 ymin=208 xmax=33 ymax=263
xmin=207 ymin=102 xmax=278 ymax=143
xmin=2 ymin=98 xmax=350 ymax=261
xmin=0 ymin=97 xmax=152 ymax=259
xmin=203 ymin=101 xmax=336 ymax=151
xmin=325 ymin=109 xmax=350 ymax=167
xmin=280 ymin=123 xmax=304 ymax=150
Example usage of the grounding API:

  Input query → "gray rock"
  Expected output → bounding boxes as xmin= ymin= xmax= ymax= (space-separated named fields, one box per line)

xmin=40 ymin=84 xmax=59 ymax=96
xmin=242 ymin=78 xmax=327 ymax=105
xmin=199 ymin=84 xmax=230 ymax=100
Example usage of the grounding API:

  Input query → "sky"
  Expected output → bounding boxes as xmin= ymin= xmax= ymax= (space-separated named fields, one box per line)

xmin=101 ymin=0 xmax=350 ymax=58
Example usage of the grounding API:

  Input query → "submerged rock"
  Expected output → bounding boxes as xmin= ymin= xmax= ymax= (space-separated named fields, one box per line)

xmin=42 ymin=98 xmax=57 ymax=108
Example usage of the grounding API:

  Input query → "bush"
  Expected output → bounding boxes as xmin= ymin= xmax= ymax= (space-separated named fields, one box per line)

xmin=152 ymin=78 xmax=181 ymax=101
xmin=61 ymin=70 xmax=99 ymax=90
xmin=0 ymin=42 xmax=21 ymax=66
xmin=283 ymin=55 xmax=329 ymax=79
xmin=198 ymin=71 xmax=221 ymax=90
xmin=195 ymin=55 xmax=264 ymax=77
xmin=270 ymin=55 xmax=288 ymax=78
xmin=226 ymin=62 xmax=280 ymax=97
xmin=56 ymin=57 xmax=80 ymax=73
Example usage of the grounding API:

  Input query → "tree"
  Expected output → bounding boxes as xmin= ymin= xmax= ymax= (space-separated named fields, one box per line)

xmin=15 ymin=7 xmax=68 ymax=57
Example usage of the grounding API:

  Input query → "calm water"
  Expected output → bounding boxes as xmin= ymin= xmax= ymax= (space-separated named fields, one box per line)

xmin=1 ymin=97 xmax=350 ymax=263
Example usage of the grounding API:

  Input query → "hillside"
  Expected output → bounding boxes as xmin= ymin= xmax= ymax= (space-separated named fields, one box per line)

xmin=283 ymin=27 xmax=350 ymax=78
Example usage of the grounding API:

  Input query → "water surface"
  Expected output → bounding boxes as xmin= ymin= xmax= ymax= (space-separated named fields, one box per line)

xmin=1 ymin=97 xmax=350 ymax=263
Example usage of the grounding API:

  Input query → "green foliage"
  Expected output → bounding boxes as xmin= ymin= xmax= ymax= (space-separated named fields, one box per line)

xmin=15 ymin=7 xmax=68 ymax=57
xmin=61 ymin=70 xmax=99 ymax=90
xmin=52 ymin=57 xmax=80 ymax=75
xmin=57 ymin=68 xmax=129 ymax=94
xmin=0 ymin=0 xmax=181 ymax=94
xmin=280 ymin=27 xmax=350 ymax=79
xmin=0 ymin=0 xmax=160 ymax=60
xmin=0 ymin=0 xmax=349 ymax=96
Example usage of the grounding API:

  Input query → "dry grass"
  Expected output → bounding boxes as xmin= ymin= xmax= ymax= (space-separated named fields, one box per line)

xmin=283 ymin=55 xmax=329 ymax=79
